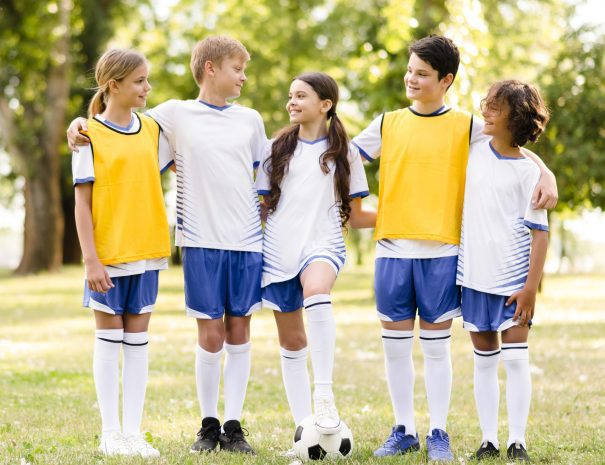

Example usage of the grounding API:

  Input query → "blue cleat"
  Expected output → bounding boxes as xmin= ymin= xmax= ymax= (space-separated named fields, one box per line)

xmin=373 ymin=425 xmax=420 ymax=457
xmin=426 ymin=428 xmax=454 ymax=462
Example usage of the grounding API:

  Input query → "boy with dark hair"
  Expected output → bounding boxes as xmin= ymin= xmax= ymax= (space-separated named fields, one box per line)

xmin=352 ymin=35 xmax=557 ymax=462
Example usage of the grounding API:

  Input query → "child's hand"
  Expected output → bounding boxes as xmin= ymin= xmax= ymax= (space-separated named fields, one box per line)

xmin=506 ymin=288 xmax=536 ymax=327
xmin=85 ymin=259 xmax=114 ymax=293
xmin=67 ymin=117 xmax=90 ymax=151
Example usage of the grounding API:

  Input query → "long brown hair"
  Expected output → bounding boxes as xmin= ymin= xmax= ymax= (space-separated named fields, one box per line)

xmin=264 ymin=72 xmax=351 ymax=226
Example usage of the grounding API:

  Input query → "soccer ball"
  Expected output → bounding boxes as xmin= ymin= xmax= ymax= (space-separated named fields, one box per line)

xmin=293 ymin=415 xmax=354 ymax=460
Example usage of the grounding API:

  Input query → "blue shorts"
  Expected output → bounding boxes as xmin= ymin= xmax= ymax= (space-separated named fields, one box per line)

xmin=375 ymin=256 xmax=461 ymax=323
xmin=262 ymin=276 xmax=304 ymax=312
xmin=83 ymin=270 xmax=159 ymax=315
xmin=461 ymin=287 xmax=529 ymax=332
xmin=182 ymin=247 xmax=262 ymax=319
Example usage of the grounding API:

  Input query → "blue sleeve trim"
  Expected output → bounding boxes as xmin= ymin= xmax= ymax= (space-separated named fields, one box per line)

xmin=524 ymin=220 xmax=549 ymax=232
xmin=74 ymin=177 xmax=95 ymax=185
xmin=351 ymin=190 xmax=370 ymax=199
xmin=160 ymin=160 xmax=174 ymax=174
xmin=258 ymin=189 xmax=271 ymax=196
xmin=352 ymin=142 xmax=374 ymax=162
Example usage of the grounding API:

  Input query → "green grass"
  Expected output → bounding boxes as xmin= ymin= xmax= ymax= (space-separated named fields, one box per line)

xmin=1 ymin=266 xmax=604 ymax=464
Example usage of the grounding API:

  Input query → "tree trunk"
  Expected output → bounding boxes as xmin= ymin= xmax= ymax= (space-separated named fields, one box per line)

xmin=16 ymin=172 xmax=64 ymax=274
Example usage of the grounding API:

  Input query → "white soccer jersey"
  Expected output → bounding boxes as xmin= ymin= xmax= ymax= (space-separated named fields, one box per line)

xmin=256 ymin=138 xmax=369 ymax=286
xmin=352 ymin=107 xmax=489 ymax=259
xmin=147 ymin=100 xmax=267 ymax=252
xmin=456 ymin=140 xmax=549 ymax=296
xmin=71 ymin=113 xmax=173 ymax=277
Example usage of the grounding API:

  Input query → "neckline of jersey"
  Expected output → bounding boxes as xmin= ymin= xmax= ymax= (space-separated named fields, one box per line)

xmin=489 ymin=141 xmax=525 ymax=160
xmin=299 ymin=136 xmax=328 ymax=145
xmin=408 ymin=105 xmax=450 ymax=117
xmin=95 ymin=113 xmax=136 ymax=131
xmin=198 ymin=100 xmax=233 ymax=111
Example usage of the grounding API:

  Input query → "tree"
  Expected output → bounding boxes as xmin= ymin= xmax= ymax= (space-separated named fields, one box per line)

xmin=0 ymin=0 xmax=137 ymax=273
xmin=536 ymin=27 xmax=605 ymax=210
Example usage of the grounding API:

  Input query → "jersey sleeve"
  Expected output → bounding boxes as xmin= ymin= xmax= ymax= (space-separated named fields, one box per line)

xmin=251 ymin=111 xmax=268 ymax=169
xmin=158 ymin=130 xmax=175 ymax=174
xmin=351 ymin=114 xmax=383 ymax=162
xmin=470 ymin=116 xmax=490 ymax=145
xmin=348 ymin=145 xmax=370 ymax=198
xmin=72 ymin=144 xmax=95 ymax=186
xmin=523 ymin=169 xmax=549 ymax=232
xmin=255 ymin=139 xmax=272 ymax=195
xmin=146 ymin=100 xmax=175 ymax=140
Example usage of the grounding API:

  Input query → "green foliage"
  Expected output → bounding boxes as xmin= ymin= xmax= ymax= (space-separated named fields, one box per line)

xmin=536 ymin=27 xmax=605 ymax=210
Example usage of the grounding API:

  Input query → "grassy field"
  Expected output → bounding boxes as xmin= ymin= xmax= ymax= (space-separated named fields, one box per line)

xmin=1 ymin=265 xmax=604 ymax=464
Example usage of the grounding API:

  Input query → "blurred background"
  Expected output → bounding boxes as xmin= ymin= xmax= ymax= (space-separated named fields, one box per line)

xmin=1 ymin=0 xmax=604 ymax=275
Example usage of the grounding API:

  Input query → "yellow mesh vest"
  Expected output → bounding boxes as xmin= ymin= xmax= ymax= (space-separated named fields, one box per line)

xmin=84 ymin=114 xmax=171 ymax=265
xmin=375 ymin=108 xmax=472 ymax=245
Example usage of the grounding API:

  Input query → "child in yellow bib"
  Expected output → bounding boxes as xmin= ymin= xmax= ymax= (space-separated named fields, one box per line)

xmin=72 ymin=49 xmax=172 ymax=458
xmin=352 ymin=35 xmax=558 ymax=461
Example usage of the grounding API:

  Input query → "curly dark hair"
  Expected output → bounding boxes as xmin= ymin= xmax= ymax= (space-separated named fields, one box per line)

xmin=263 ymin=72 xmax=351 ymax=226
xmin=482 ymin=80 xmax=550 ymax=147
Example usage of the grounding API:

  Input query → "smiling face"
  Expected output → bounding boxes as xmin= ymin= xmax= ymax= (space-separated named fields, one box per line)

xmin=404 ymin=53 xmax=452 ymax=105
xmin=481 ymin=87 xmax=512 ymax=141
xmin=213 ymin=55 xmax=248 ymax=100
xmin=286 ymin=79 xmax=332 ymax=125
xmin=113 ymin=63 xmax=151 ymax=109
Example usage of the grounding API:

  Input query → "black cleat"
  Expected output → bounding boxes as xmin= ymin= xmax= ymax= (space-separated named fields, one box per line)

xmin=219 ymin=419 xmax=256 ymax=454
xmin=472 ymin=440 xmax=499 ymax=460
xmin=507 ymin=441 xmax=530 ymax=462
xmin=190 ymin=417 xmax=221 ymax=453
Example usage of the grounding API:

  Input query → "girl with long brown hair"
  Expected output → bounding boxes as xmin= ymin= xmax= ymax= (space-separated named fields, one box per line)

xmin=256 ymin=72 xmax=375 ymax=439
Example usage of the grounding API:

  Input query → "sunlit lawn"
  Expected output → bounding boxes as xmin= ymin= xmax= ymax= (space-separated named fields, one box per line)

xmin=1 ymin=265 xmax=604 ymax=464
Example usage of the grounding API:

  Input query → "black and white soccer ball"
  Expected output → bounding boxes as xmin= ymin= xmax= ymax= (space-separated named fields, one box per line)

xmin=293 ymin=415 xmax=354 ymax=460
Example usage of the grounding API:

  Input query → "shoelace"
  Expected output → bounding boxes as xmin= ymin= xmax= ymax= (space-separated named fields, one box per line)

xmin=105 ymin=432 xmax=131 ymax=452
xmin=198 ymin=425 xmax=220 ymax=440
xmin=384 ymin=431 xmax=406 ymax=448
xmin=429 ymin=433 xmax=450 ymax=452
xmin=227 ymin=426 xmax=249 ymax=442
xmin=315 ymin=398 xmax=338 ymax=418
xmin=129 ymin=435 xmax=156 ymax=451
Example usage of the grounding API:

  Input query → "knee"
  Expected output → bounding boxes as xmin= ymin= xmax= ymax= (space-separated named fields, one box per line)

xmin=280 ymin=330 xmax=307 ymax=351
xmin=199 ymin=328 xmax=225 ymax=352
xmin=303 ymin=282 xmax=330 ymax=299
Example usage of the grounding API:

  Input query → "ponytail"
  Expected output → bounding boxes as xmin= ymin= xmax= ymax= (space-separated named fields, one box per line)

xmin=88 ymin=89 xmax=107 ymax=118
xmin=264 ymin=124 xmax=300 ymax=215
xmin=322 ymin=113 xmax=351 ymax=227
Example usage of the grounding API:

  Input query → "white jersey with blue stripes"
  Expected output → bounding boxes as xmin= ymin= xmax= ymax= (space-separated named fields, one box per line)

xmin=456 ymin=140 xmax=548 ymax=296
xmin=256 ymin=138 xmax=369 ymax=286
xmin=147 ymin=99 xmax=267 ymax=252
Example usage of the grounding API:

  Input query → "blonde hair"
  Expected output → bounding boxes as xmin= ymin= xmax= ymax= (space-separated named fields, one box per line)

xmin=190 ymin=36 xmax=250 ymax=85
xmin=88 ymin=49 xmax=148 ymax=117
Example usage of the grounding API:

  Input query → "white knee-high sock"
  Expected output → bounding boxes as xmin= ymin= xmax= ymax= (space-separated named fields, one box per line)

xmin=280 ymin=347 xmax=312 ymax=425
xmin=223 ymin=342 xmax=251 ymax=422
xmin=474 ymin=348 xmax=501 ymax=448
xmin=94 ymin=328 xmax=123 ymax=435
xmin=304 ymin=294 xmax=336 ymax=399
xmin=502 ymin=343 xmax=531 ymax=448
xmin=195 ymin=345 xmax=222 ymax=420
xmin=122 ymin=332 xmax=149 ymax=435
xmin=420 ymin=328 xmax=452 ymax=432
xmin=382 ymin=329 xmax=416 ymax=436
